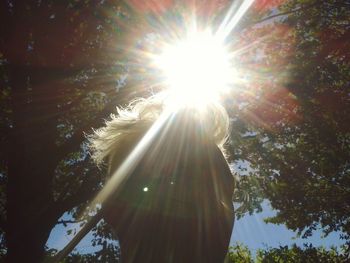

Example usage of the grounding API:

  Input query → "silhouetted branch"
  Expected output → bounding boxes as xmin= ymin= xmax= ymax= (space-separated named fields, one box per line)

xmin=54 ymin=99 xmax=117 ymax=165
xmin=57 ymin=219 xmax=85 ymax=226
xmin=254 ymin=2 xmax=319 ymax=24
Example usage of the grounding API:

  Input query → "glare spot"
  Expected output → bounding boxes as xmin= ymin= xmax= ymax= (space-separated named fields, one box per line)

xmin=143 ymin=187 xmax=149 ymax=192
xmin=154 ymin=30 xmax=234 ymax=108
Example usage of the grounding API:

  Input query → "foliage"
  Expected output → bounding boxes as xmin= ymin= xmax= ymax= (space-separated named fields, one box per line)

xmin=256 ymin=244 xmax=348 ymax=263
xmin=226 ymin=243 xmax=348 ymax=263
xmin=226 ymin=243 xmax=254 ymax=263
xmin=0 ymin=0 xmax=139 ymax=261
xmin=228 ymin=0 xmax=350 ymax=254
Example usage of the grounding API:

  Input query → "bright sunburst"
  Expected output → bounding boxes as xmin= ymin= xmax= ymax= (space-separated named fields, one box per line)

xmin=147 ymin=0 xmax=256 ymax=109
xmin=153 ymin=29 xmax=234 ymax=108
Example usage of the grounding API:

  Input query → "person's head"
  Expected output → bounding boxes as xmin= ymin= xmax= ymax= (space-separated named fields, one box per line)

xmin=89 ymin=94 xmax=230 ymax=170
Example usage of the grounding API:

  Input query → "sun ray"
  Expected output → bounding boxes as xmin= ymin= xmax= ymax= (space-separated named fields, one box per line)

xmin=216 ymin=0 xmax=256 ymax=41
xmin=51 ymin=109 xmax=173 ymax=263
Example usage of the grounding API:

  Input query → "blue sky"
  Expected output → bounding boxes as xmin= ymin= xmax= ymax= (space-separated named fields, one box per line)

xmin=231 ymin=201 xmax=345 ymax=253
xmin=47 ymin=200 xmax=345 ymax=255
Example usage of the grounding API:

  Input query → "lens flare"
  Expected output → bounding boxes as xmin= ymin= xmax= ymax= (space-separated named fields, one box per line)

xmin=154 ymin=30 xmax=234 ymax=108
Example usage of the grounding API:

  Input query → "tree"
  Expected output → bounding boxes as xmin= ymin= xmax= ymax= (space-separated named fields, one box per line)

xmin=226 ymin=243 xmax=254 ymax=263
xmin=226 ymin=243 xmax=348 ymax=262
xmin=229 ymin=0 xmax=350 ymax=254
xmin=0 ymin=0 xmax=144 ymax=261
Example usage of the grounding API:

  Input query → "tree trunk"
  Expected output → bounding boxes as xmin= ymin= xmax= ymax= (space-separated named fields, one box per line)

xmin=7 ymin=148 xmax=57 ymax=262
xmin=6 ymin=66 xmax=58 ymax=262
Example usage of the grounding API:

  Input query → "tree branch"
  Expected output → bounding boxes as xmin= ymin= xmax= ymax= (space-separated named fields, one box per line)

xmin=54 ymin=82 xmax=150 ymax=164
xmin=57 ymin=219 xmax=85 ymax=226
xmin=54 ymin=99 xmax=117 ymax=165
xmin=56 ymin=188 xmax=98 ymax=221
xmin=55 ymin=163 xmax=102 ymax=217
xmin=253 ymin=2 xmax=319 ymax=25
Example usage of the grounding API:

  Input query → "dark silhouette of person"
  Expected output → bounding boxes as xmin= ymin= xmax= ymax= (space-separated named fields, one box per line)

xmin=91 ymin=99 xmax=234 ymax=262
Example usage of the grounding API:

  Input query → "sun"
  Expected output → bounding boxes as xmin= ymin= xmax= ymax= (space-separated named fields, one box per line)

xmin=153 ymin=29 xmax=234 ymax=108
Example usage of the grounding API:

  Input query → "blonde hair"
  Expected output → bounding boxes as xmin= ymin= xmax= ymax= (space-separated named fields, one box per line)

xmin=88 ymin=94 xmax=230 ymax=168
